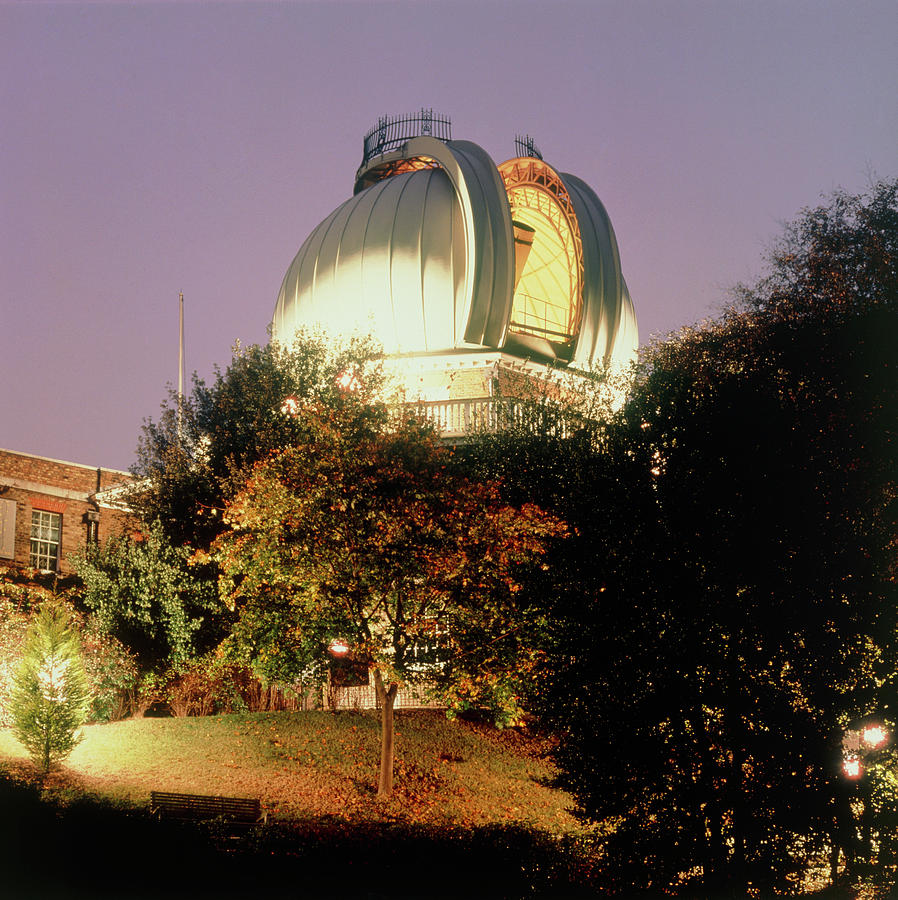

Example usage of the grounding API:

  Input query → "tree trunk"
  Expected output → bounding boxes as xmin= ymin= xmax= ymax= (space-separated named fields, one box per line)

xmin=373 ymin=669 xmax=399 ymax=799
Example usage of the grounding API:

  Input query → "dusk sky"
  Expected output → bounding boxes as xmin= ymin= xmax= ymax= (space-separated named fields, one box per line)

xmin=2 ymin=0 xmax=895 ymax=472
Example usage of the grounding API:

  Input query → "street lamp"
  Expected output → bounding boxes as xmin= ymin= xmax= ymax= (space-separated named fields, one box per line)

xmin=840 ymin=722 xmax=890 ymax=778
xmin=839 ymin=720 xmax=890 ymax=875
xmin=842 ymin=721 xmax=889 ymax=770
xmin=862 ymin=725 xmax=887 ymax=749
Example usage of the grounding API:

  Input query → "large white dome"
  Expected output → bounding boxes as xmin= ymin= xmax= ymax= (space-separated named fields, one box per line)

xmin=272 ymin=125 xmax=637 ymax=373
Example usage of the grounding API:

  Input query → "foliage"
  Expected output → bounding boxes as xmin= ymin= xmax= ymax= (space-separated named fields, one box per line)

xmin=160 ymin=654 xmax=299 ymax=717
xmin=76 ymin=617 xmax=139 ymax=723
xmin=442 ymin=671 xmax=529 ymax=730
xmin=10 ymin=603 xmax=92 ymax=773
xmin=474 ymin=179 xmax=898 ymax=893
xmin=162 ymin=654 xmax=235 ymax=718
xmin=130 ymin=332 xmax=387 ymax=549
xmin=214 ymin=393 xmax=564 ymax=797
xmin=0 ymin=584 xmax=34 ymax=728
xmin=0 ymin=569 xmax=138 ymax=724
xmin=72 ymin=520 xmax=221 ymax=673
xmin=120 ymin=332 xmax=389 ymax=692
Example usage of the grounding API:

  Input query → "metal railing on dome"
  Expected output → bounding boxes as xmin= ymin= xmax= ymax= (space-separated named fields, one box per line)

xmin=362 ymin=110 xmax=452 ymax=164
xmin=515 ymin=134 xmax=543 ymax=160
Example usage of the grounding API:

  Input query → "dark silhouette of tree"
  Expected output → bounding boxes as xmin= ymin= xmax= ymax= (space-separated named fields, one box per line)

xmin=472 ymin=180 xmax=898 ymax=893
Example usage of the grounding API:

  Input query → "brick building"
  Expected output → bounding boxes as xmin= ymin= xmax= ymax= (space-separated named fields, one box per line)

xmin=0 ymin=448 xmax=135 ymax=575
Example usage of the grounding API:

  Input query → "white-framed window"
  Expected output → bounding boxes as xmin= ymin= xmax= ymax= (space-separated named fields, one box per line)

xmin=30 ymin=510 xmax=61 ymax=571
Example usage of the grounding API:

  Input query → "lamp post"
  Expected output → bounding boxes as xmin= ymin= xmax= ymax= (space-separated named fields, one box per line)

xmin=840 ymin=721 xmax=890 ymax=879
xmin=842 ymin=722 xmax=889 ymax=779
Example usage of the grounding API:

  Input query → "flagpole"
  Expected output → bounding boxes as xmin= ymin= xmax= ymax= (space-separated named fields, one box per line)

xmin=178 ymin=291 xmax=184 ymax=441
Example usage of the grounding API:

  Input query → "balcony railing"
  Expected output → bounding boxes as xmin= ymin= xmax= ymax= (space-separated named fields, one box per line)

xmin=396 ymin=397 xmax=581 ymax=440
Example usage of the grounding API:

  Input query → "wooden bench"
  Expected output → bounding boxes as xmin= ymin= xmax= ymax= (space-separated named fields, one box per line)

xmin=150 ymin=790 xmax=267 ymax=831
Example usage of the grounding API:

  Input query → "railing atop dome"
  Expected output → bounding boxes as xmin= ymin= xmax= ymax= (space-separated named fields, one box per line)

xmin=362 ymin=110 xmax=453 ymax=165
xmin=514 ymin=134 xmax=543 ymax=160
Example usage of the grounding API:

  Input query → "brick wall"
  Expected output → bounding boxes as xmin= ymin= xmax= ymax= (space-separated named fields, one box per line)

xmin=0 ymin=448 xmax=136 ymax=575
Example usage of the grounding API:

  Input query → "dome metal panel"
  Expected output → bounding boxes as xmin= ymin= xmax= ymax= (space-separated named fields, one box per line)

xmin=274 ymin=165 xmax=467 ymax=356
xmin=560 ymin=172 xmax=638 ymax=369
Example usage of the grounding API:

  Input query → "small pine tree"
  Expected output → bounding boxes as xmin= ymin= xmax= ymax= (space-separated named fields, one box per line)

xmin=11 ymin=604 xmax=91 ymax=773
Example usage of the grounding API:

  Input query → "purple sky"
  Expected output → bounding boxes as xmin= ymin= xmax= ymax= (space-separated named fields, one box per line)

xmin=2 ymin=0 xmax=895 ymax=472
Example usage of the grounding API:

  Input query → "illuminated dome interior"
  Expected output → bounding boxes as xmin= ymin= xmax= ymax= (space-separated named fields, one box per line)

xmin=499 ymin=157 xmax=585 ymax=361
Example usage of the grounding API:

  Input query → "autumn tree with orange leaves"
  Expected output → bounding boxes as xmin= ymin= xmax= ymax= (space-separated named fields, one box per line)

xmin=214 ymin=397 xmax=564 ymax=799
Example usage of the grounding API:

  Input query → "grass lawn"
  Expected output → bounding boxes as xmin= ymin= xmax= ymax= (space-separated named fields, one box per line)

xmin=0 ymin=709 xmax=578 ymax=830
xmin=1 ymin=711 xmax=601 ymax=899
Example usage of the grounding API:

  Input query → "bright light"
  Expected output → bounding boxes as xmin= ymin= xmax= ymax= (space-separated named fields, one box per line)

xmin=863 ymin=725 xmax=887 ymax=748
xmin=328 ymin=639 xmax=349 ymax=656
xmin=335 ymin=369 xmax=361 ymax=392
xmin=843 ymin=756 xmax=862 ymax=778
xmin=280 ymin=395 xmax=300 ymax=416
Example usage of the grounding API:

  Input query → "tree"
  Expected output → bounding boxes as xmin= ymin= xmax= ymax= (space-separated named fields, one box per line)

xmin=131 ymin=332 xmax=385 ymax=549
xmin=508 ymin=179 xmax=898 ymax=893
xmin=72 ymin=521 xmax=220 ymax=675
xmin=214 ymin=397 xmax=564 ymax=799
xmin=11 ymin=604 xmax=91 ymax=773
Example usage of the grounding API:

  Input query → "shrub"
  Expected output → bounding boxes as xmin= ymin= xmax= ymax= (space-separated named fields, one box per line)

xmin=0 ymin=570 xmax=139 ymax=724
xmin=79 ymin=623 xmax=139 ymax=722
xmin=0 ymin=595 xmax=31 ymax=727
xmin=443 ymin=672 xmax=527 ymax=729
xmin=162 ymin=655 xmax=315 ymax=717
xmin=164 ymin=657 xmax=227 ymax=717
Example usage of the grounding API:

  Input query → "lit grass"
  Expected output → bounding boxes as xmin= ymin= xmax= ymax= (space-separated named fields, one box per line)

xmin=0 ymin=709 xmax=578 ymax=831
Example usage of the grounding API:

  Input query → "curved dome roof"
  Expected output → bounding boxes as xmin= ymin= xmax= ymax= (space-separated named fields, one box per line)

xmin=272 ymin=133 xmax=637 ymax=371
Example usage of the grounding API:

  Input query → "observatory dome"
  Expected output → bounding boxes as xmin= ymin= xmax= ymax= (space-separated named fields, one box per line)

xmin=272 ymin=115 xmax=637 ymax=375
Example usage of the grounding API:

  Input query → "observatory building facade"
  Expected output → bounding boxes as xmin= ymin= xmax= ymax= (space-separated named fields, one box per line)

xmin=272 ymin=112 xmax=637 ymax=425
